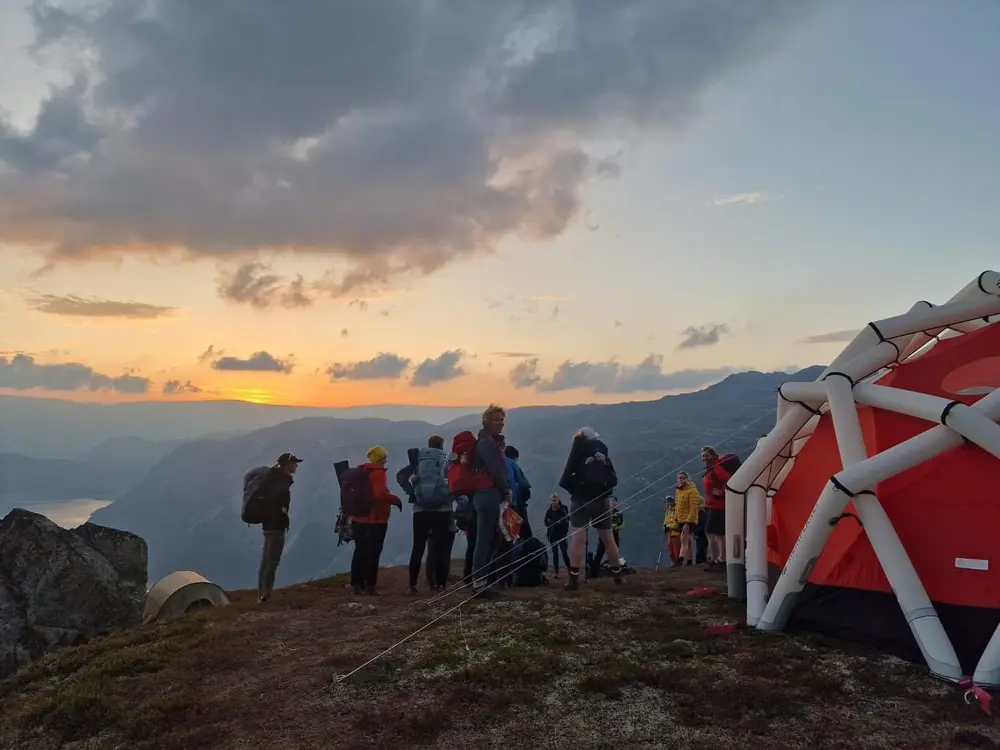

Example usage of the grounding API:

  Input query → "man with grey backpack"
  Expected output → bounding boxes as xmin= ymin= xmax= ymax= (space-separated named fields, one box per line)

xmin=241 ymin=452 xmax=302 ymax=603
xmin=407 ymin=435 xmax=453 ymax=593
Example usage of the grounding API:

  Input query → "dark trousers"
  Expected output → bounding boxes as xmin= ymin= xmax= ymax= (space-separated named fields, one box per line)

xmin=548 ymin=537 xmax=570 ymax=571
xmin=591 ymin=529 xmax=621 ymax=573
xmin=258 ymin=529 xmax=286 ymax=600
xmin=409 ymin=512 xmax=452 ymax=587
xmin=463 ymin=514 xmax=477 ymax=582
xmin=695 ymin=511 xmax=708 ymax=564
xmin=351 ymin=522 xmax=388 ymax=590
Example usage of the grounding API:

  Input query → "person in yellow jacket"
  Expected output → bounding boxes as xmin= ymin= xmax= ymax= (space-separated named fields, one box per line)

xmin=663 ymin=497 xmax=681 ymax=564
xmin=673 ymin=471 xmax=703 ymax=567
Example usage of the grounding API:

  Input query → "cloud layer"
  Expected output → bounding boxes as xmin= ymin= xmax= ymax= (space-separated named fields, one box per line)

xmin=797 ymin=329 xmax=858 ymax=344
xmin=0 ymin=353 xmax=150 ymax=393
xmin=0 ymin=1 xmax=813 ymax=299
xmin=510 ymin=355 xmax=738 ymax=394
xmin=678 ymin=324 xmax=730 ymax=349
xmin=211 ymin=351 xmax=294 ymax=373
xmin=28 ymin=293 xmax=176 ymax=319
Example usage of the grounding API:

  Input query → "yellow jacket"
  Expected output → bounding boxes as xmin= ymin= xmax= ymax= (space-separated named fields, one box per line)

xmin=663 ymin=506 xmax=680 ymax=536
xmin=674 ymin=481 xmax=702 ymax=525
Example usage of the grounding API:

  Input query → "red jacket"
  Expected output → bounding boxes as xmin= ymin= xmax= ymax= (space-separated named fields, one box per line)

xmin=703 ymin=458 xmax=733 ymax=511
xmin=352 ymin=463 xmax=400 ymax=525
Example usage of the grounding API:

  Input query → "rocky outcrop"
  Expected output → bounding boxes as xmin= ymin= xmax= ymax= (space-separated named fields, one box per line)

xmin=0 ymin=509 xmax=148 ymax=678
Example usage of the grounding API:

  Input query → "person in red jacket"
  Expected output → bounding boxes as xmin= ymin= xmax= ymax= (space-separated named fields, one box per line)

xmin=701 ymin=445 xmax=731 ymax=571
xmin=350 ymin=445 xmax=402 ymax=595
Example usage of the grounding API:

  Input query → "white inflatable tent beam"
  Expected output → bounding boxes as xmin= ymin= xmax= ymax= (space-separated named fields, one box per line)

xmin=726 ymin=270 xmax=1000 ymax=685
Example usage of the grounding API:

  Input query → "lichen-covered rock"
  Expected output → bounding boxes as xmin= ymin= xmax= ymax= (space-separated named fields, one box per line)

xmin=0 ymin=509 xmax=148 ymax=677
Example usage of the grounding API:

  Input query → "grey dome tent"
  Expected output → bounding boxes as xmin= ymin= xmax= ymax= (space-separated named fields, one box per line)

xmin=143 ymin=570 xmax=231 ymax=624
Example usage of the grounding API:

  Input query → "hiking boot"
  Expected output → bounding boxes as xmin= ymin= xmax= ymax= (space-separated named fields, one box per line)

xmin=407 ymin=585 xmax=418 ymax=594
xmin=553 ymin=569 xmax=560 ymax=578
xmin=367 ymin=588 xmax=379 ymax=596
xmin=564 ymin=569 xmax=580 ymax=591
xmin=671 ymin=558 xmax=683 ymax=568
xmin=351 ymin=585 xmax=364 ymax=596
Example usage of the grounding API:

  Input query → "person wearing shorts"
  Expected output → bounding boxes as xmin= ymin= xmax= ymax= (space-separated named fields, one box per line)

xmin=558 ymin=427 xmax=624 ymax=590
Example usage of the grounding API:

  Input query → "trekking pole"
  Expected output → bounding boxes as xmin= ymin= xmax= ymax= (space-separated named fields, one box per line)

xmin=655 ymin=545 xmax=664 ymax=571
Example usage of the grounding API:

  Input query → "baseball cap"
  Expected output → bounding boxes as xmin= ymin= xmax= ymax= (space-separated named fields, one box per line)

xmin=277 ymin=452 xmax=303 ymax=466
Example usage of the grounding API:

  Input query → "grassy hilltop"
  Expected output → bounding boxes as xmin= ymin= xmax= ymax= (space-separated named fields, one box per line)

xmin=0 ymin=567 xmax=996 ymax=749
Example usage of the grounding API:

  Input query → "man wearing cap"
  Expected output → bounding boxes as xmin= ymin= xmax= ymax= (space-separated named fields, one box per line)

xmin=256 ymin=452 xmax=302 ymax=602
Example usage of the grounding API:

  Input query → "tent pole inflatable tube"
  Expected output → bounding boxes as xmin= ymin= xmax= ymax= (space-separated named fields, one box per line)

xmin=973 ymin=626 xmax=1000 ymax=688
xmin=872 ymin=296 xmax=1000 ymax=342
xmin=856 ymin=383 xmax=1000 ymax=458
xmin=825 ymin=371 xmax=963 ymax=682
xmin=726 ymin=404 xmax=816 ymax=599
xmin=759 ymin=386 xmax=1000 ymax=634
xmin=778 ymin=380 xmax=828 ymax=404
xmin=725 ymin=487 xmax=747 ymax=600
xmin=744 ymin=484 xmax=768 ymax=626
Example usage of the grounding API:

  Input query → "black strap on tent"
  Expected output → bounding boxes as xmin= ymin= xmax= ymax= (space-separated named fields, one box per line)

xmin=828 ymin=511 xmax=863 ymax=528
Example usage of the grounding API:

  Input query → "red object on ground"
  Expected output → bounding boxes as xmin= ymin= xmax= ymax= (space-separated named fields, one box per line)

xmin=686 ymin=587 xmax=721 ymax=597
xmin=705 ymin=623 xmax=741 ymax=637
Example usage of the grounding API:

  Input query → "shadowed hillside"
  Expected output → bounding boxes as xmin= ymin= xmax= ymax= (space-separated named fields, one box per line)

xmin=0 ymin=566 xmax=994 ymax=749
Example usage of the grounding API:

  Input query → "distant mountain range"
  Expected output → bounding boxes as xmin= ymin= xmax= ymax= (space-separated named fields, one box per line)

xmin=73 ymin=365 xmax=824 ymax=590
xmin=0 ymin=396 xmax=479 ymax=459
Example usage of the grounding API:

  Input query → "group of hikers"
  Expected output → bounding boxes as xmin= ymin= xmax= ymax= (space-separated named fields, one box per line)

xmin=241 ymin=404 xmax=741 ymax=603
xmin=661 ymin=446 xmax=741 ymax=570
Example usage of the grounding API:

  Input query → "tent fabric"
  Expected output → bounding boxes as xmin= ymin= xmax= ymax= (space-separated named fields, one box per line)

xmin=767 ymin=321 xmax=1000 ymax=669
xmin=143 ymin=570 xmax=231 ymax=624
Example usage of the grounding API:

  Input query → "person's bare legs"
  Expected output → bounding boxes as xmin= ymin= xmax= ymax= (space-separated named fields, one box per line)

xmin=679 ymin=527 xmax=692 ymax=564
xmin=568 ymin=525 xmax=587 ymax=568
xmin=708 ymin=534 xmax=725 ymax=564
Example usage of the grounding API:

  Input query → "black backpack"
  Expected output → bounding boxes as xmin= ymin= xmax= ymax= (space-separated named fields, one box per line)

xmin=241 ymin=466 xmax=270 ymax=524
xmin=577 ymin=455 xmax=617 ymax=501
xmin=515 ymin=537 xmax=548 ymax=587
xmin=340 ymin=466 xmax=374 ymax=517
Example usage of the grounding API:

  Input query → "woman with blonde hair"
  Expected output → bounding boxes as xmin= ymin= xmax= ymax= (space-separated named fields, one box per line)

xmin=673 ymin=470 xmax=702 ymax=567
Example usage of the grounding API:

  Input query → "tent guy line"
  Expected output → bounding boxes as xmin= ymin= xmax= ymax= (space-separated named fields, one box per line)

xmin=336 ymin=406 xmax=777 ymax=683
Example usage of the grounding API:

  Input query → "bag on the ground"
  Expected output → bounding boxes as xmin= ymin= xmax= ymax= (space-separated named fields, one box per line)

xmin=414 ymin=450 xmax=451 ymax=510
xmin=241 ymin=466 xmax=270 ymax=524
xmin=514 ymin=536 xmax=548 ymax=587
xmin=339 ymin=465 xmax=374 ymax=517
xmin=577 ymin=455 xmax=617 ymax=501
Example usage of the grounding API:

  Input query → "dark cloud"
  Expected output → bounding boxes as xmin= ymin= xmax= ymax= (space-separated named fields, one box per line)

xmin=411 ymin=350 xmax=466 ymax=387
xmin=678 ymin=323 xmax=730 ymax=349
xmin=212 ymin=351 xmax=293 ymax=373
xmin=509 ymin=358 xmax=543 ymax=388
xmin=797 ymin=329 xmax=858 ymax=344
xmin=28 ymin=293 xmax=176 ymax=319
xmin=327 ymin=352 xmax=411 ymax=381
xmin=510 ymin=355 xmax=738 ymax=394
xmin=0 ymin=0 xmax=814 ymax=295
xmin=163 ymin=379 xmax=201 ymax=395
xmin=217 ymin=262 xmax=314 ymax=309
xmin=0 ymin=353 xmax=150 ymax=393
xmin=197 ymin=344 xmax=222 ymax=364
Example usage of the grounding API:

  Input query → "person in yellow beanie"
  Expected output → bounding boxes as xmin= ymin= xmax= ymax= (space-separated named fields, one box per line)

xmin=348 ymin=444 xmax=402 ymax=595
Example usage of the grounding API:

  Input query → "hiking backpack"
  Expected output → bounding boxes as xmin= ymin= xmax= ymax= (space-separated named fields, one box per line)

xmin=576 ymin=453 xmax=617 ymax=501
xmin=413 ymin=450 xmax=451 ymax=510
xmin=396 ymin=465 xmax=416 ymax=502
xmin=448 ymin=430 xmax=494 ymax=496
xmin=453 ymin=494 xmax=474 ymax=531
xmin=339 ymin=465 xmax=374 ymax=517
xmin=719 ymin=452 xmax=742 ymax=477
xmin=241 ymin=466 xmax=270 ymax=524
xmin=515 ymin=536 xmax=548 ymax=587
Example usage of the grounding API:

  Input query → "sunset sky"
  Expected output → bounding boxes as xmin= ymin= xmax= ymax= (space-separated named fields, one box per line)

xmin=1 ymin=0 xmax=997 ymax=408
